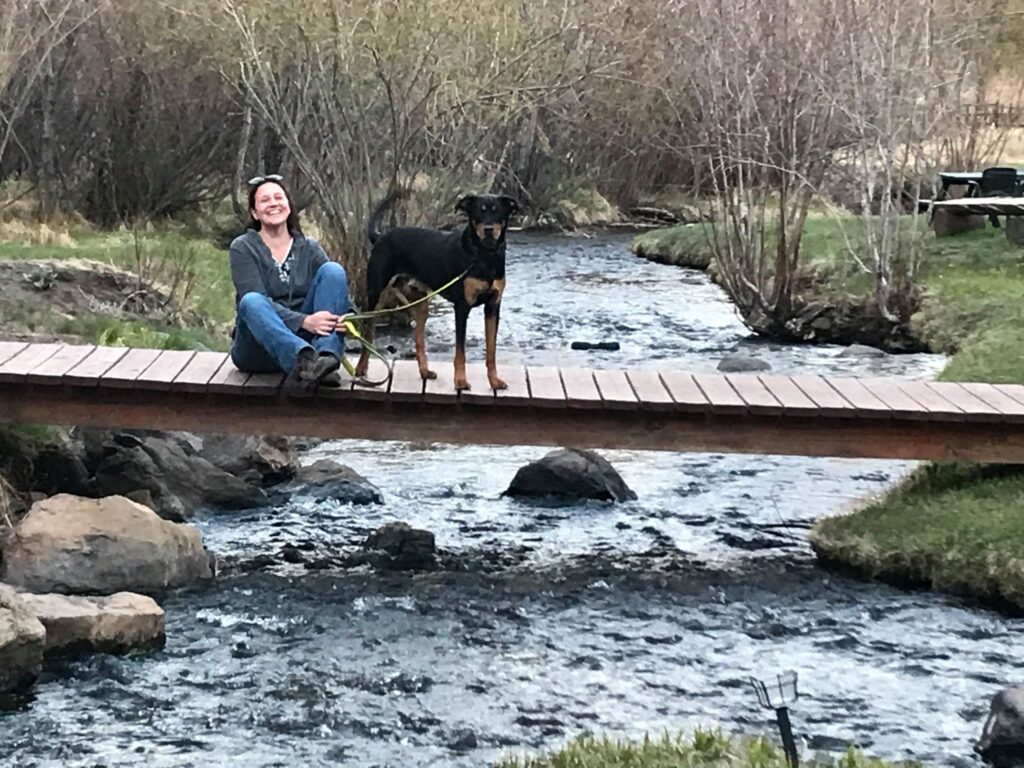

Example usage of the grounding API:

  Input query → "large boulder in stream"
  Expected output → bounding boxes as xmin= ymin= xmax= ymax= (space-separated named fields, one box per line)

xmin=89 ymin=431 xmax=268 ymax=521
xmin=269 ymin=459 xmax=383 ymax=505
xmin=1 ymin=494 xmax=214 ymax=595
xmin=0 ymin=584 xmax=45 ymax=693
xmin=977 ymin=685 xmax=1024 ymax=765
xmin=18 ymin=592 xmax=165 ymax=654
xmin=717 ymin=354 xmax=772 ymax=373
xmin=503 ymin=448 xmax=637 ymax=502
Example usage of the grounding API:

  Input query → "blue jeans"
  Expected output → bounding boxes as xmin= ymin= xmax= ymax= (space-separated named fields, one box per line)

xmin=231 ymin=262 xmax=350 ymax=374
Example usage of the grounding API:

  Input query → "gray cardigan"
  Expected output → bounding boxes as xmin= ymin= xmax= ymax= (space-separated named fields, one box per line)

xmin=229 ymin=229 xmax=329 ymax=332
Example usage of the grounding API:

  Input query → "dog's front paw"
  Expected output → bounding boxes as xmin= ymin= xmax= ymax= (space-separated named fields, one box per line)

xmin=455 ymin=377 xmax=470 ymax=391
xmin=419 ymin=368 xmax=437 ymax=380
xmin=489 ymin=376 xmax=507 ymax=391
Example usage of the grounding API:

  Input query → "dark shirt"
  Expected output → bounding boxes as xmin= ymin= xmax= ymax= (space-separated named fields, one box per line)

xmin=228 ymin=229 xmax=328 ymax=332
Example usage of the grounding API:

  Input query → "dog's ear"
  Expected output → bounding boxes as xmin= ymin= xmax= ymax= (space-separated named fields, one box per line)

xmin=454 ymin=195 xmax=476 ymax=215
xmin=499 ymin=196 xmax=520 ymax=217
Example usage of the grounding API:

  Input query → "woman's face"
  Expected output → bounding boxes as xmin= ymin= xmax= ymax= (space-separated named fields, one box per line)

xmin=251 ymin=182 xmax=291 ymax=229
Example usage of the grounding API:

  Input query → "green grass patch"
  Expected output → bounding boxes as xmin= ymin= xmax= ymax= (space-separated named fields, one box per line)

xmin=496 ymin=729 xmax=916 ymax=768
xmin=0 ymin=226 xmax=235 ymax=351
xmin=631 ymin=224 xmax=712 ymax=269
xmin=9 ymin=229 xmax=233 ymax=325
xmin=629 ymin=216 xmax=911 ymax=292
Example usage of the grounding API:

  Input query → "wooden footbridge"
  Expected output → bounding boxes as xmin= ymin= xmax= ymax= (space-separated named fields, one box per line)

xmin=2 ymin=341 xmax=1024 ymax=463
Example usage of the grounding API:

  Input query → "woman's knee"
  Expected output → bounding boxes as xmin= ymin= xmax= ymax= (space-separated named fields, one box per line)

xmin=238 ymin=291 xmax=270 ymax=317
xmin=317 ymin=261 xmax=347 ymax=286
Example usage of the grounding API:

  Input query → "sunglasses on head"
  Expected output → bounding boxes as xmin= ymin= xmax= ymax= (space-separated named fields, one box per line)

xmin=248 ymin=174 xmax=284 ymax=187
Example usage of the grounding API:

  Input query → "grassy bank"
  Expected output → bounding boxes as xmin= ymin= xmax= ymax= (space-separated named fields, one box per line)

xmin=496 ymin=729 xmax=914 ymax=768
xmin=633 ymin=218 xmax=1024 ymax=609
xmin=0 ymin=226 xmax=234 ymax=352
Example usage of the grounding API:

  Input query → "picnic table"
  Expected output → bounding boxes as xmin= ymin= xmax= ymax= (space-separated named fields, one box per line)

xmin=937 ymin=170 xmax=1024 ymax=198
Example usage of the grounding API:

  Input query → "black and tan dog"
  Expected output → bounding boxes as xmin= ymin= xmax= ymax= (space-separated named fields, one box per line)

xmin=354 ymin=192 xmax=520 ymax=390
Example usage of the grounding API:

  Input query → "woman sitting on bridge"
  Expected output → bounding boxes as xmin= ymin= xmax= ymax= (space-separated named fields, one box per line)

xmin=228 ymin=174 xmax=350 ymax=387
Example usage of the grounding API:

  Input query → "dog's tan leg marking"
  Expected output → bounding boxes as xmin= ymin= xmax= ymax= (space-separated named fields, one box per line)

xmin=485 ymin=309 xmax=506 ymax=390
xmin=414 ymin=301 xmax=436 ymax=380
xmin=454 ymin=344 xmax=469 ymax=391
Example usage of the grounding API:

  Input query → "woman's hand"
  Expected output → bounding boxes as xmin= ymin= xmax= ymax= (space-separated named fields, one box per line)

xmin=302 ymin=310 xmax=343 ymax=336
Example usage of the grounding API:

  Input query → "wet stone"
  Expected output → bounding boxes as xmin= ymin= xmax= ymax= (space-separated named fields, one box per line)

xmin=359 ymin=522 xmax=437 ymax=571
xmin=448 ymin=727 xmax=479 ymax=752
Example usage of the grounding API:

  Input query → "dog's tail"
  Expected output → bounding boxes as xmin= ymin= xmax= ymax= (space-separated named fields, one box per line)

xmin=366 ymin=189 xmax=406 ymax=245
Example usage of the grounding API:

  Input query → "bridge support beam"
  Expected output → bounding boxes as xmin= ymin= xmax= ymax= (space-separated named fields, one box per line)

xmin=2 ymin=385 xmax=1023 ymax=463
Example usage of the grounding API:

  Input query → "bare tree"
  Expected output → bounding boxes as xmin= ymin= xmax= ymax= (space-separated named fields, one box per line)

xmin=0 ymin=0 xmax=105 ymax=171
xmin=832 ymin=0 xmax=980 ymax=324
xmin=664 ymin=0 xmax=852 ymax=335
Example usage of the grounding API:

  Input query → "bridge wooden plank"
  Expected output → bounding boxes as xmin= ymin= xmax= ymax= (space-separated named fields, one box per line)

xmin=207 ymin=357 xmax=250 ymax=394
xmin=625 ymin=369 xmax=675 ymax=412
xmin=64 ymin=346 xmax=129 ymax=386
xmin=172 ymin=351 xmax=229 ymax=393
xmin=995 ymin=384 xmax=1024 ymax=409
xmin=388 ymin=359 xmax=424 ymax=402
xmin=316 ymin=366 xmax=357 ymax=399
xmin=0 ymin=342 xmax=28 ymax=367
xmin=822 ymin=376 xmax=890 ymax=418
xmin=726 ymin=374 xmax=782 ymax=416
xmin=495 ymin=364 xmax=530 ymax=406
xmin=594 ymin=369 xmax=638 ymax=410
xmin=926 ymin=381 xmax=1003 ymax=422
xmin=557 ymin=367 xmax=601 ymax=409
xmin=458 ymin=363 xmax=496 ymax=405
xmin=351 ymin=358 xmax=391 ymax=401
xmin=135 ymin=350 xmax=196 ymax=391
xmin=244 ymin=371 xmax=285 ymax=396
xmin=959 ymin=382 xmax=1024 ymax=422
xmin=789 ymin=375 xmax=857 ymax=417
xmin=0 ymin=344 xmax=63 ymax=383
xmin=27 ymin=345 xmax=96 ymax=384
xmin=758 ymin=375 xmax=819 ymax=416
xmin=526 ymin=366 xmax=566 ymax=408
xmin=857 ymin=377 xmax=932 ymax=420
xmin=692 ymin=373 xmax=746 ymax=415
xmin=895 ymin=380 xmax=965 ymax=421
xmin=659 ymin=371 xmax=710 ymax=413
xmin=424 ymin=363 xmax=459 ymax=404
xmin=100 ymin=348 xmax=163 ymax=388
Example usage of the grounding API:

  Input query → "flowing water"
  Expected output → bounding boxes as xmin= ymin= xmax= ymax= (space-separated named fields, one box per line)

xmin=3 ymin=233 xmax=1017 ymax=768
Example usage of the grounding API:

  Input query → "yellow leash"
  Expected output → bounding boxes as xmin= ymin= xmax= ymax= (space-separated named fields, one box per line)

xmin=340 ymin=269 xmax=469 ymax=388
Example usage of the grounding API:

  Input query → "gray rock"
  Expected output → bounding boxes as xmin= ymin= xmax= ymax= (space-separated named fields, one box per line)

xmin=716 ymin=354 xmax=772 ymax=373
xmin=32 ymin=442 xmax=91 ymax=496
xmin=93 ymin=432 xmax=268 ymax=520
xmin=977 ymin=685 xmax=1024 ymax=766
xmin=199 ymin=434 xmax=299 ymax=486
xmin=2 ymin=494 xmax=214 ymax=595
xmin=504 ymin=448 xmax=637 ymax=502
xmin=271 ymin=459 xmax=383 ymax=505
xmin=838 ymin=343 xmax=887 ymax=358
xmin=449 ymin=727 xmax=478 ymax=752
xmin=18 ymin=592 xmax=164 ymax=654
xmin=0 ymin=584 xmax=45 ymax=693
xmin=361 ymin=522 xmax=436 ymax=571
